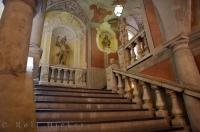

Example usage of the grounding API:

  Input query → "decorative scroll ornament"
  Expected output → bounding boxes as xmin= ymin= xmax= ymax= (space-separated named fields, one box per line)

xmin=96 ymin=22 xmax=118 ymax=53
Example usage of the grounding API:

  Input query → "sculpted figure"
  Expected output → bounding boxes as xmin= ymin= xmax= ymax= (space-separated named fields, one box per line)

xmin=55 ymin=36 xmax=69 ymax=65
xmin=102 ymin=34 xmax=111 ymax=49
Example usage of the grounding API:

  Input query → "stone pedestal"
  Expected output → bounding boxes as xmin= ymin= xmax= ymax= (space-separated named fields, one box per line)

xmin=0 ymin=0 xmax=37 ymax=131
xmin=29 ymin=0 xmax=47 ymax=83
xmin=171 ymin=36 xmax=200 ymax=131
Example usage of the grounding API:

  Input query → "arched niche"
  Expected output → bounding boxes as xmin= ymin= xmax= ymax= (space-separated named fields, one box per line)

xmin=40 ymin=11 xmax=87 ymax=68
xmin=50 ymin=27 xmax=75 ymax=67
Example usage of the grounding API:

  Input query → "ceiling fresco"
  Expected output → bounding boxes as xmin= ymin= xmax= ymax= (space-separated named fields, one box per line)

xmin=46 ymin=0 xmax=142 ymax=28
xmin=77 ymin=0 xmax=142 ymax=24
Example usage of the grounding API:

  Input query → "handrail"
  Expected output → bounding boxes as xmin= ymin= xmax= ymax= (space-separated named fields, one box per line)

xmin=113 ymin=68 xmax=200 ymax=98
xmin=125 ymin=29 xmax=145 ymax=49
xmin=117 ymin=29 xmax=149 ymax=70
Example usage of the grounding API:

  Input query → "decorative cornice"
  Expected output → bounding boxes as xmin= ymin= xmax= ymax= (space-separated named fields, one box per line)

xmin=46 ymin=0 xmax=89 ymax=24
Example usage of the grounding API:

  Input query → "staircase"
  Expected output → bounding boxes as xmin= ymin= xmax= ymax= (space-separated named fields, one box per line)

xmin=34 ymin=85 xmax=185 ymax=132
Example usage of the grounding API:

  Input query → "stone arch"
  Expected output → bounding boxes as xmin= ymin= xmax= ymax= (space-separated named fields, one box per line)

xmin=46 ymin=0 xmax=89 ymax=24
xmin=40 ymin=11 xmax=87 ymax=68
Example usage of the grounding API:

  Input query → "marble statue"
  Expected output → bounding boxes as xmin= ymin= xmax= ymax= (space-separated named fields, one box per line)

xmin=55 ymin=36 xmax=69 ymax=65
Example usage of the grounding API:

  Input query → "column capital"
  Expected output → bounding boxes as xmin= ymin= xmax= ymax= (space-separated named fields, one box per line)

xmin=3 ymin=0 xmax=38 ymax=10
xmin=167 ymin=34 xmax=190 ymax=53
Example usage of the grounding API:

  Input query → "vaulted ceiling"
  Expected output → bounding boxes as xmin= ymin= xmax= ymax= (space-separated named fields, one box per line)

xmin=46 ymin=0 xmax=143 ymax=28
xmin=77 ymin=0 xmax=142 ymax=23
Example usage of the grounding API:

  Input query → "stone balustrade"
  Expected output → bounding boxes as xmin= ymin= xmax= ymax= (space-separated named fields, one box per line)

xmin=39 ymin=65 xmax=87 ymax=88
xmin=106 ymin=68 xmax=200 ymax=129
xmin=118 ymin=30 xmax=151 ymax=70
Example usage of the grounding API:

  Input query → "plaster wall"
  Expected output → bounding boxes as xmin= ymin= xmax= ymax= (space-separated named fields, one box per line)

xmin=141 ymin=59 xmax=176 ymax=81
xmin=152 ymin=0 xmax=179 ymax=41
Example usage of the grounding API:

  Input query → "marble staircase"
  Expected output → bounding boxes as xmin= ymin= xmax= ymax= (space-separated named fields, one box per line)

xmin=34 ymin=85 xmax=185 ymax=132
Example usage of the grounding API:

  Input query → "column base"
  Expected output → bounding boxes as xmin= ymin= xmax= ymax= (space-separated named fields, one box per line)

xmin=0 ymin=73 xmax=36 ymax=132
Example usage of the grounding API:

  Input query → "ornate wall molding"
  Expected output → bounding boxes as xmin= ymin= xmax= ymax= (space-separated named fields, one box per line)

xmin=47 ymin=0 xmax=89 ymax=24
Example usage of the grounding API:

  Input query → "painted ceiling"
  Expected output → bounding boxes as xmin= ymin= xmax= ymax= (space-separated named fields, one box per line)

xmin=77 ymin=0 xmax=141 ymax=20
xmin=47 ymin=0 xmax=142 ymax=28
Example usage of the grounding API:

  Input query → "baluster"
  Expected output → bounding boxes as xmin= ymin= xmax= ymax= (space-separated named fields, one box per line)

xmin=110 ymin=73 xmax=118 ymax=93
xmin=57 ymin=68 xmax=62 ymax=83
xmin=82 ymin=70 xmax=87 ymax=87
xmin=141 ymin=82 xmax=153 ymax=110
xmin=50 ymin=67 xmax=55 ymax=83
xmin=130 ymin=78 xmax=142 ymax=108
xmin=124 ymin=76 xmax=132 ymax=100
xmin=69 ymin=69 xmax=74 ymax=85
xmin=152 ymin=85 xmax=168 ymax=118
xmin=63 ymin=69 xmax=69 ymax=85
xmin=124 ymin=48 xmax=131 ymax=67
xmin=135 ymin=39 xmax=144 ymax=60
xmin=116 ymin=73 xmax=124 ymax=96
xmin=130 ymin=45 xmax=136 ymax=64
xmin=141 ymin=33 xmax=150 ymax=55
xmin=167 ymin=90 xmax=186 ymax=127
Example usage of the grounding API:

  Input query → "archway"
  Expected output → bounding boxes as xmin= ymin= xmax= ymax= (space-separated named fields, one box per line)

xmin=40 ymin=11 xmax=87 ymax=68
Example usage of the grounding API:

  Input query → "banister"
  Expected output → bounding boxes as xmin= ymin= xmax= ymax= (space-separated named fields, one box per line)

xmin=124 ymin=29 xmax=145 ymax=49
xmin=112 ymin=68 xmax=200 ymax=99
xmin=118 ymin=29 xmax=145 ymax=50
xmin=39 ymin=65 xmax=87 ymax=88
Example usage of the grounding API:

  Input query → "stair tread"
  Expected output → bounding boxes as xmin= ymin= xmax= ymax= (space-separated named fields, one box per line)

xmin=36 ymin=108 xmax=147 ymax=112
xmin=36 ymin=110 xmax=154 ymax=123
xmin=35 ymin=88 xmax=114 ymax=94
xmin=35 ymin=100 xmax=134 ymax=104
xmin=35 ymin=96 xmax=132 ymax=104
xmin=36 ymin=103 xmax=141 ymax=111
xmin=37 ymin=117 xmax=164 ymax=126
xmin=35 ymin=85 xmax=110 ymax=92
xmin=35 ymin=93 xmax=125 ymax=99
xmin=37 ymin=118 xmax=170 ymax=132
xmin=153 ymin=126 xmax=185 ymax=132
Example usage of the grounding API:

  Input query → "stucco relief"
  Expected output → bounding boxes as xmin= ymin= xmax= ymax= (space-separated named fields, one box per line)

xmin=47 ymin=0 xmax=89 ymax=24
xmin=96 ymin=22 xmax=118 ymax=54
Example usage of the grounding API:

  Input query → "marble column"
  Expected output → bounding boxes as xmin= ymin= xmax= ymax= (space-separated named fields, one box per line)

xmin=29 ymin=0 xmax=47 ymax=83
xmin=0 ymin=0 xmax=37 ymax=131
xmin=170 ymin=35 xmax=200 ymax=131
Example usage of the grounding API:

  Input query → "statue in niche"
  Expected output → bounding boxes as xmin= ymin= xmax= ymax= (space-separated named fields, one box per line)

xmin=101 ymin=34 xmax=111 ymax=49
xmin=119 ymin=17 xmax=128 ymax=45
xmin=55 ymin=36 xmax=70 ymax=65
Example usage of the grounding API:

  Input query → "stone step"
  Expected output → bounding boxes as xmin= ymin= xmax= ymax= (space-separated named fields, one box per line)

xmin=37 ymin=118 xmax=169 ymax=132
xmin=36 ymin=110 xmax=154 ymax=122
xmin=154 ymin=127 xmax=185 ymax=132
xmin=35 ymin=95 xmax=131 ymax=104
xmin=36 ymin=102 xmax=141 ymax=111
xmin=35 ymin=90 xmax=120 ymax=98
xmin=35 ymin=87 xmax=113 ymax=94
